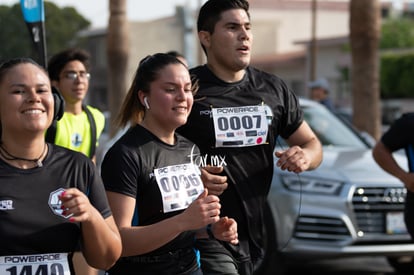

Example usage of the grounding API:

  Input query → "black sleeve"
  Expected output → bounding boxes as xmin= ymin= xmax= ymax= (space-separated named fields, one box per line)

xmin=381 ymin=113 xmax=414 ymax=152
xmin=101 ymin=143 xmax=140 ymax=198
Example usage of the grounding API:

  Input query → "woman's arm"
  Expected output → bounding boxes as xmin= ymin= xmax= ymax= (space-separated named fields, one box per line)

xmin=107 ymin=189 xmax=221 ymax=257
xmin=59 ymin=189 xmax=122 ymax=270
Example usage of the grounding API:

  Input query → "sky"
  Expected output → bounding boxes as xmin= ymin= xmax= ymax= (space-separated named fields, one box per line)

xmin=2 ymin=0 xmax=206 ymax=28
xmin=3 ymin=0 xmax=408 ymax=28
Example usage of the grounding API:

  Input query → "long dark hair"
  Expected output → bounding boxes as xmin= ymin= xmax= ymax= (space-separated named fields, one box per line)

xmin=116 ymin=53 xmax=197 ymax=129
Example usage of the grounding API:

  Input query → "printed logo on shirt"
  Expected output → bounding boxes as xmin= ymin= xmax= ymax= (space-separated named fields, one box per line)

xmin=0 ymin=200 xmax=14 ymax=210
xmin=199 ymin=110 xmax=212 ymax=117
xmin=188 ymin=145 xmax=227 ymax=168
xmin=71 ymin=133 xmax=82 ymax=148
xmin=48 ymin=188 xmax=73 ymax=219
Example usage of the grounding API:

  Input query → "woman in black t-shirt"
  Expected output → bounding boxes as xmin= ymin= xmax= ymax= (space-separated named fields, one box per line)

xmin=0 ymin=58 xmax=121 ymax=274
xmin=101 ymin=53 xmax=238 ymax=275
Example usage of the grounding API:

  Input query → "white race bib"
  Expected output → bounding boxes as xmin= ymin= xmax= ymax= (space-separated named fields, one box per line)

xmin=154 ymin=163 xmax=204 ymax=213
xmin=0 ymin=253 xmax=71 ymax=275
xmin=212 ymin=105 xmax=268 ymax=147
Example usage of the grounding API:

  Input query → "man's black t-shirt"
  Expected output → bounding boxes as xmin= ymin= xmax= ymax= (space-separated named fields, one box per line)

xmin=177 ymin=65 xmax=303 ymax=265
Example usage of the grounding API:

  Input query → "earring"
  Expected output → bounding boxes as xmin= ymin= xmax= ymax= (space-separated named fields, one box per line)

xmin=144 ymin=97 xmax=150 ymax=109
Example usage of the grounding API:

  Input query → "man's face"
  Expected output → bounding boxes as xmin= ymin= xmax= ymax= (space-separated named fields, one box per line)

xmin=53 ymin=60 xmax=89 ymax=105
xmin=201 ymin=8 xmax=253 ymax=75
xmin=310 ymin=87 xmax=327 ymax=101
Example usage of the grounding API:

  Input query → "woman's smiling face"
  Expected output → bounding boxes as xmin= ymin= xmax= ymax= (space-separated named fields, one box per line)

xmin=143 ymin=63 xmax=193 ymax=131
xmin=0 ymin=62 xmax=53 ymax=137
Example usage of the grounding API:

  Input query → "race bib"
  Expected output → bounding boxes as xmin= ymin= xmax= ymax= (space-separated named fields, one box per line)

xmin=0 ymin=253 xmax=71 ymax=275
xmin=154 ymin=163 xmax=204 ymax=213
xmin=212 ymin=105 xmax=268 ymax=147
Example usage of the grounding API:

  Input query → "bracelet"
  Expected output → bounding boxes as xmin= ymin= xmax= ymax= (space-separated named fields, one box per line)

xmin=206 ymin=224 xmax=215 ymax=239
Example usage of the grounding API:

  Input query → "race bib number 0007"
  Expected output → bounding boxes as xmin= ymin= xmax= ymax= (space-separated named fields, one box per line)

xmin=212 ymin=105 xmax=268 ymax=147
xmin=0 ymin=253 xmax=70 ymax=275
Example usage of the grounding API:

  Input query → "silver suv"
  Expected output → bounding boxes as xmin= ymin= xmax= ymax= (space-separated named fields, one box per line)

xmin=262 ymin=98 xmax=414 ymax=274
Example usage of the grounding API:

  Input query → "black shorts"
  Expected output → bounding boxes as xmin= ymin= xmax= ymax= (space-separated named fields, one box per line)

xmin=107 ymin=247 xmax=200 ymax=275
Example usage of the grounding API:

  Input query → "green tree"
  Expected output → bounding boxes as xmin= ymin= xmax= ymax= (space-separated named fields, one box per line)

xmin=0 ymin=1 xmax=90 ymax=63
xmin=380 ymin=18 xmax=414 ymax=49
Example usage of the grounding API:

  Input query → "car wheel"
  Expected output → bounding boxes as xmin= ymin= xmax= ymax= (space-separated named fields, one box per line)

xmin=387 ymin=256 xmax=414 ymax=274
xmin=255 ymin=201 xmax=287 ymax=275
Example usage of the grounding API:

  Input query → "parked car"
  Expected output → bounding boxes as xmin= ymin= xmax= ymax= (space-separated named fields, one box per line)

xmin=260 ymin=98 xmax=414 ymax=274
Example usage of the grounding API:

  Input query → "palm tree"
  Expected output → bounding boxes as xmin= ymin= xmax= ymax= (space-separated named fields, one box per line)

xmin=107 ymin=0 xmax=130 ymax=137
xmin=350 ymin=0 xmax=381 ymax=140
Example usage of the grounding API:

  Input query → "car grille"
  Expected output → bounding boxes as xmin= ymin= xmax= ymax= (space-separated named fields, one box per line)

xmin=294 ymin=216 xmax=351 ymax=241
xmin=352 ymin=187 xmax=406 ymax=234
xmin=293 ymin=187 xmax=407 ymax=241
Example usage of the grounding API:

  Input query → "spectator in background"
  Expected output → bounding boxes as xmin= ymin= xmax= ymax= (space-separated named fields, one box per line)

xmin=47 ymin=48 xmax=105 ymax=163
xmin=372 ymin=113 xmax=414 ymax=239
xmin=48 ymin=48 xmax=106 ymax=274
xmin=308 ymin=77 xmax=335 ymax=111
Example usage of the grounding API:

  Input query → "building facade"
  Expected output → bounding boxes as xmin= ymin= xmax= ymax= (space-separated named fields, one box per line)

xmin=81 ymin=0 xmax=404 ymax=115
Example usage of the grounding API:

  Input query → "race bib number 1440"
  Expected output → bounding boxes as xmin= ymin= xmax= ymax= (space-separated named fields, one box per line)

xmin=0 ymin=253 xmax=70 ymax=275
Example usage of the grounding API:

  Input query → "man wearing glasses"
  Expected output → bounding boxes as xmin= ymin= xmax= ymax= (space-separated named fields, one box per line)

xmin=47 ymin=48 xmax=105 ymax=164
xmin=47 ymin=48 xmax=106 ymax=275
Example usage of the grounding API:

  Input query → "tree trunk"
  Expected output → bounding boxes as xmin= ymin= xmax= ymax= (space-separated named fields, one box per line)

xmin=349 ymin=0 xmax=381 ymax=140
xmin=107 ymin=0 xmax=129 ymax=137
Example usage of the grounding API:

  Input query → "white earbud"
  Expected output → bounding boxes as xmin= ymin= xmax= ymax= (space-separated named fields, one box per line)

xmin=143 ymin=97 xmax=150 ymax=109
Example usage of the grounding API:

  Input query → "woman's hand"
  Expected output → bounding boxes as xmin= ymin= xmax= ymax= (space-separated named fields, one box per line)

xmin=59 ymin=188 xmax=95 ymax=222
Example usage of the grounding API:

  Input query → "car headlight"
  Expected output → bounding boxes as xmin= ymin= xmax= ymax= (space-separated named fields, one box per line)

xmin=280 ymin=175 xmax=343 ymax=195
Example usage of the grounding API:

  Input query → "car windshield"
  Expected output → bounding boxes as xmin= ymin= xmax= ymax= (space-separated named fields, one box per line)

xmin=301 ymin=104 xmax=368 ymax=148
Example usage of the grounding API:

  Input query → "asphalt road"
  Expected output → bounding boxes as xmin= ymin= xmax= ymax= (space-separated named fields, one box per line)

xmin=285 ymin=256 xmax=401 ymax=275
xmin=98 ymin=256 xmax=408 ymax=274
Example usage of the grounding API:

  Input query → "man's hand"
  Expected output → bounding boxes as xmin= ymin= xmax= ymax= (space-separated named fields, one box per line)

xmin=201 ymin=166 xmax=228 ymax=196
xmin=212 ymin=216 xmax=239 ymax=245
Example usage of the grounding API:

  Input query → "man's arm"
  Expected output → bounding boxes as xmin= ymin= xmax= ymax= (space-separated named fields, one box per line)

xmin=372 ymin=141 xmax=414 ymax=192
xmin=275 ymin=121 xmax=322 ymax=173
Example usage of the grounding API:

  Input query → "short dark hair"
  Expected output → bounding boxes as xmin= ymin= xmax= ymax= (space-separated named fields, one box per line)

xmin=47 ymin=48 xmax=90 ymax=81
xmin=197 ymin=0 xmax=250 ymax=33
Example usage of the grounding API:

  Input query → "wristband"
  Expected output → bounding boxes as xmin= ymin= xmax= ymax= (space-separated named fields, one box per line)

xmin=206 ymin=224 xmax=215 ymax=239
